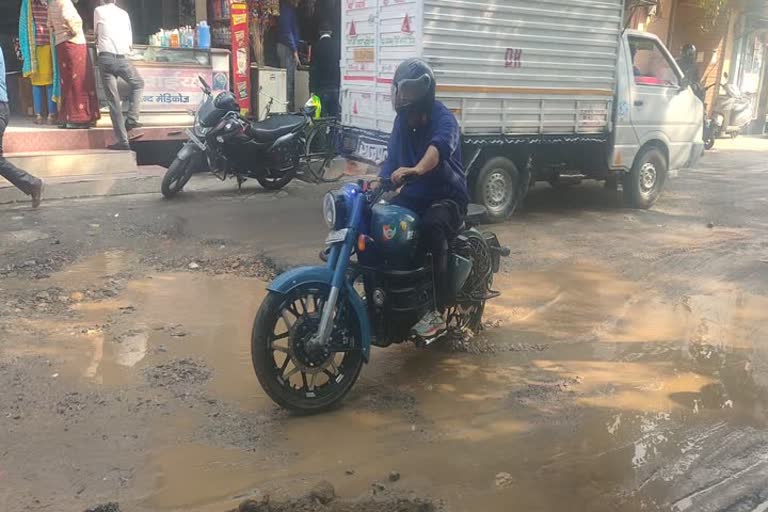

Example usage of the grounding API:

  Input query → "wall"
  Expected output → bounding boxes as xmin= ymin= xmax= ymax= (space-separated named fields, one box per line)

xmin=668 ymin=0 xmax=732 ymax=109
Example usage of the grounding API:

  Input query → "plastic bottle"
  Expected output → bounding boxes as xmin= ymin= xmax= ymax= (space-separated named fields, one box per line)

xmin=171 ymin=29 xmax=180 ymax=48
xmin=160 ymin=30 xmax=169 ymax=48
xmin=197 ymin=21 xmax=211 ymax=49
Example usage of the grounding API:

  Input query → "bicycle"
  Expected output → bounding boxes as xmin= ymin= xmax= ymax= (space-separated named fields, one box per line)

xmin=256 ymin=87 xmax=342 ymax=183
xmin=304 ymin=115 xmax=342 ymax=183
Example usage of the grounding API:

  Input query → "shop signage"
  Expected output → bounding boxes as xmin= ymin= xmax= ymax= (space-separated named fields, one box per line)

xmin=140 ymin=68 xmax=206 ymax=112
xmin=353 ymin=48 xmax=374 ymax=63
xmin=231 ymin=2 xmax=251 ymax=115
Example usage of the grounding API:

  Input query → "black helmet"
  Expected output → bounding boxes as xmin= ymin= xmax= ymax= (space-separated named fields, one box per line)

xmin=391 ymin=58 xmax=436 ymax=115
xmin=682 ymin=44 xmax=697 ymax=59
xmin=214 ymin=91 xmax=239 ymax=112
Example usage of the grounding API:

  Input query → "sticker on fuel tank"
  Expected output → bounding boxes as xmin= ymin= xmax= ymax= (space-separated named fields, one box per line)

xmin=383 ymin=225 xmax=397 ymax=241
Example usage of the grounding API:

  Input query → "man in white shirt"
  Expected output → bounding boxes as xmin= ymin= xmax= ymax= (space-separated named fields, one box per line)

xmin=94 ymin=0 xmax=144 ymax=150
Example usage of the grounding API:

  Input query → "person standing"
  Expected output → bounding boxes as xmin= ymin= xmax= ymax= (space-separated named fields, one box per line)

xmin=277 ymin=0 xmax=300 ymax=111
xmin=0 ymin=48 xmax=44 ymax=207
xmin=677 ymin=43 xmax=704 ymax=101
xmin=20 ymin=0 xmax=59 ymax=125
xmin=94 ymin=0 xmax=144 ymax=151
xmin=309 ymin=24 xmax=340 ymax=118
xmin=48 ymin=0 xmax=100 ymax=128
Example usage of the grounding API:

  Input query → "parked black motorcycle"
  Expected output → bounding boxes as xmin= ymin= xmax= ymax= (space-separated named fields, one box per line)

xmin=161 ymin=77 xmax=309 ymax=198
xmin=250 ymin=178 xmax=509 ymax=413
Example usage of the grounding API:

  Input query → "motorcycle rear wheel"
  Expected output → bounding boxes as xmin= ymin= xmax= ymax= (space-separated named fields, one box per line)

xmin=256 ymin=168 xmax=296 ymax=190
xmin=251 ymin=286 xmax=364 ymax=414
xmin=161 ymin=157 xmax=194 ymax=198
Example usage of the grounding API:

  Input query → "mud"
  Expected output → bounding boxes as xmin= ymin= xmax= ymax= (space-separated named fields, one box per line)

xmin=2 ymin=140 xmax=768 ymax=512
xmin=229 ymin=484 xmax=441 ymax=512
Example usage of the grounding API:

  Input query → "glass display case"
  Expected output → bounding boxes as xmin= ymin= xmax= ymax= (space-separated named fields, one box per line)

xmin=130 ymin=45 xmax=213 ymax=67
xmin=92 ymin=45 xmax=230 ymax=116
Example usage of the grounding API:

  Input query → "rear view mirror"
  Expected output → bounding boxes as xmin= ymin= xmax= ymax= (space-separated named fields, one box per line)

xmin=679 ymin=76 xmax=691 ymax=92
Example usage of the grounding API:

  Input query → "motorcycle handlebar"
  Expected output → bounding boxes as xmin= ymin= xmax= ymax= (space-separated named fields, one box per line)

xmin=366 ymin=175 xmax=415 ymax=203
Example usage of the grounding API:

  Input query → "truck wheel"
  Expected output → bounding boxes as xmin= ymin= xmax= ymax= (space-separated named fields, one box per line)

xmin=623 ymin=147 xmax=667 ymax=209
xmin=474 ymin=157 xmax=521 ymax=223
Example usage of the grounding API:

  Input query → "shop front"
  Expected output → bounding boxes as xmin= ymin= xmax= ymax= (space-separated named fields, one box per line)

xmin=1 ymin=0 xmax=341 ymax=157
xmin=729 ymin=7 xmax=768 ymax=134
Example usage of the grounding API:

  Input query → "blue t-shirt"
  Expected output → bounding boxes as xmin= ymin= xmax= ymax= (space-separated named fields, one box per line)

xmin=380 ymin=101 xmax=469 ymax=215
xmin=0 ymin=49 xmax=8 ymax=103
xmin=278 ymin=2 xmax=300 ymax=52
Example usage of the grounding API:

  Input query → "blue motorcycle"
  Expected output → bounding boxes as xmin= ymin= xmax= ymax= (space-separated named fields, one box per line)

xmin=251 ymin=179 xmax=509 ymax=413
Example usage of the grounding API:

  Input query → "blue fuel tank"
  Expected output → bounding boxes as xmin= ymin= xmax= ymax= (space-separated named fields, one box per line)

xmin=370 ymin=203 xmax=420 ymax=269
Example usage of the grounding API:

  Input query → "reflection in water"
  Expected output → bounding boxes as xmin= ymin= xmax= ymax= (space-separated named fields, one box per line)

xmin=4 ymin=256 xmax=767 ymax=512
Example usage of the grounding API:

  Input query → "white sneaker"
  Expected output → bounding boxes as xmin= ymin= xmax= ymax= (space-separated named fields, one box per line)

xmin=412 ymin=310 xmax=447 ymax=339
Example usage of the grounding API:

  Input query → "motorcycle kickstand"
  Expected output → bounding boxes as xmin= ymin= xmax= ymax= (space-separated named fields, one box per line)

xmin=236 ymin=176 xmax=246 ymax=192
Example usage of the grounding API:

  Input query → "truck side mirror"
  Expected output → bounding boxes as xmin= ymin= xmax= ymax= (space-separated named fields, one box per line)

xmin=679 ymin=76 xmax=691 ymax=92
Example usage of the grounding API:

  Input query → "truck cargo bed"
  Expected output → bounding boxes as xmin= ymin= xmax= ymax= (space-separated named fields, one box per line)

xmin=341 ymin=0 xmax=623 ymax=151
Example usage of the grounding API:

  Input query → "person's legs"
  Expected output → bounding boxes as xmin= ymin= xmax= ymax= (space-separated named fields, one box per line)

xmin=318 ymin=88 xmax=340 ymax=118
xmin=46 ymin=86 xmax=57 ymax=119
xmin=32 ymin=86 xmax=45 ymax=119
xmin=98 ymin=56 xmax=129 ymax=147
xmin=412 ymin=200 xmax=464 ymax=337
xmin=114 ymin=60 xmax=144 ymax=127
xmin=277 ymin=43 xmax=296 ymax=111
xmin=0 ymin=103 xmax=43 ymax=206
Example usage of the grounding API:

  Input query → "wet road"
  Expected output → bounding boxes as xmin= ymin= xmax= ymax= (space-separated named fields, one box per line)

xmin=1 ymin=138 xmax=767 ymax=512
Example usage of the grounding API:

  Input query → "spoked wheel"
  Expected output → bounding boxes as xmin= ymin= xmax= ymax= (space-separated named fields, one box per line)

xmin=305 ymin=123 xmax=341 ymax=183
xmin=251 ymin=284 xmax=364 ymax=414
xmin=446 ymin=302 xmax=486 ymax=334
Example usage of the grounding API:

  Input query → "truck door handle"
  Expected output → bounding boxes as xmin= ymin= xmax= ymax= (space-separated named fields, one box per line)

xmin=634 ymin=100 xmax=645 ymax=107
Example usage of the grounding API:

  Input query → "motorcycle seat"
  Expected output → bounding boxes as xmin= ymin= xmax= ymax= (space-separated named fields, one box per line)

xmin=249 ymin=114 xmax=307 ymax=143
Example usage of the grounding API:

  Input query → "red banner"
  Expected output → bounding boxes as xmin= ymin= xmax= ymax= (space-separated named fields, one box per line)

xmin=230 ymin=2 xmax=251 ymax=114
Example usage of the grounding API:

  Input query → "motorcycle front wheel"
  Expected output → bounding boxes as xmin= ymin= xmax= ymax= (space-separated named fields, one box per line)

xmin=161 ymin=157 xmax=194 ymax=198
xmin=251 ymin=285 xmax=364 ymax=414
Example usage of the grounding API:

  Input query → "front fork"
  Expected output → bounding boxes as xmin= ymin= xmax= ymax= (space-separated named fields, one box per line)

xmin=310 ymin=194 xmax=365 ymax=348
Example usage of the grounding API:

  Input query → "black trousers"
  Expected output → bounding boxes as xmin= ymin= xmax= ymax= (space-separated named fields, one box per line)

xmin=0 ymin=102 xmax=40 ymax=196
xmin=317 ymin=87 xmax=340 ymax=118
xmin=394 ymin=197 xmax=465 ymax=310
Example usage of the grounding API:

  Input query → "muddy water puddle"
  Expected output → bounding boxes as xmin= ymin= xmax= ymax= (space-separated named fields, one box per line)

xmin=3 ymin=256 xmax=768 ymax=511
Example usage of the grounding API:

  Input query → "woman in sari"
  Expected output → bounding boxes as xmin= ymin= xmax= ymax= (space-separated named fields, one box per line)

xmin=19 ymin=0 xmax=59 ymax=125
xmin=48 ymin=0 xmax=99 ymax=128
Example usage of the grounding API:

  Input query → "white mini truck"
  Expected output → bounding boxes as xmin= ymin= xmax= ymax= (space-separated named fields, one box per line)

xmin=339 ymin=0 xmax=704 ymax=220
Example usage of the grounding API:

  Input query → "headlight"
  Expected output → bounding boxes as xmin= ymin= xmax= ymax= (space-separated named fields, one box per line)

xmin=323 ymin=191 xmax=349 ymax=230
xmin=194 ymin=115 xmax=210 ymax=137
xmin=323 ymin=192 xmax=337 ymax=229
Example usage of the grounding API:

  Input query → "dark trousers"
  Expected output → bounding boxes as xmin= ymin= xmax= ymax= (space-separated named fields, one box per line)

xmin=394 ymin=196 xmax=465 ymax=310
xmin=0 ymin=102 xmax=40 ymax=196
xmin=277 ymin=44 xmax=296 ymax=111
xmin=98 ymin=53 xmax=145 ymax=145
xmin=317 ymin=87 xmax=340 ymax=118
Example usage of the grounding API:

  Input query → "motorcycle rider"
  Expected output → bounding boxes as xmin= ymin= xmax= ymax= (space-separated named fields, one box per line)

xmin=379 ymin=58 xmax=469 ymax=338
xmin=677 ymin=43 xmax=704 ymax=101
